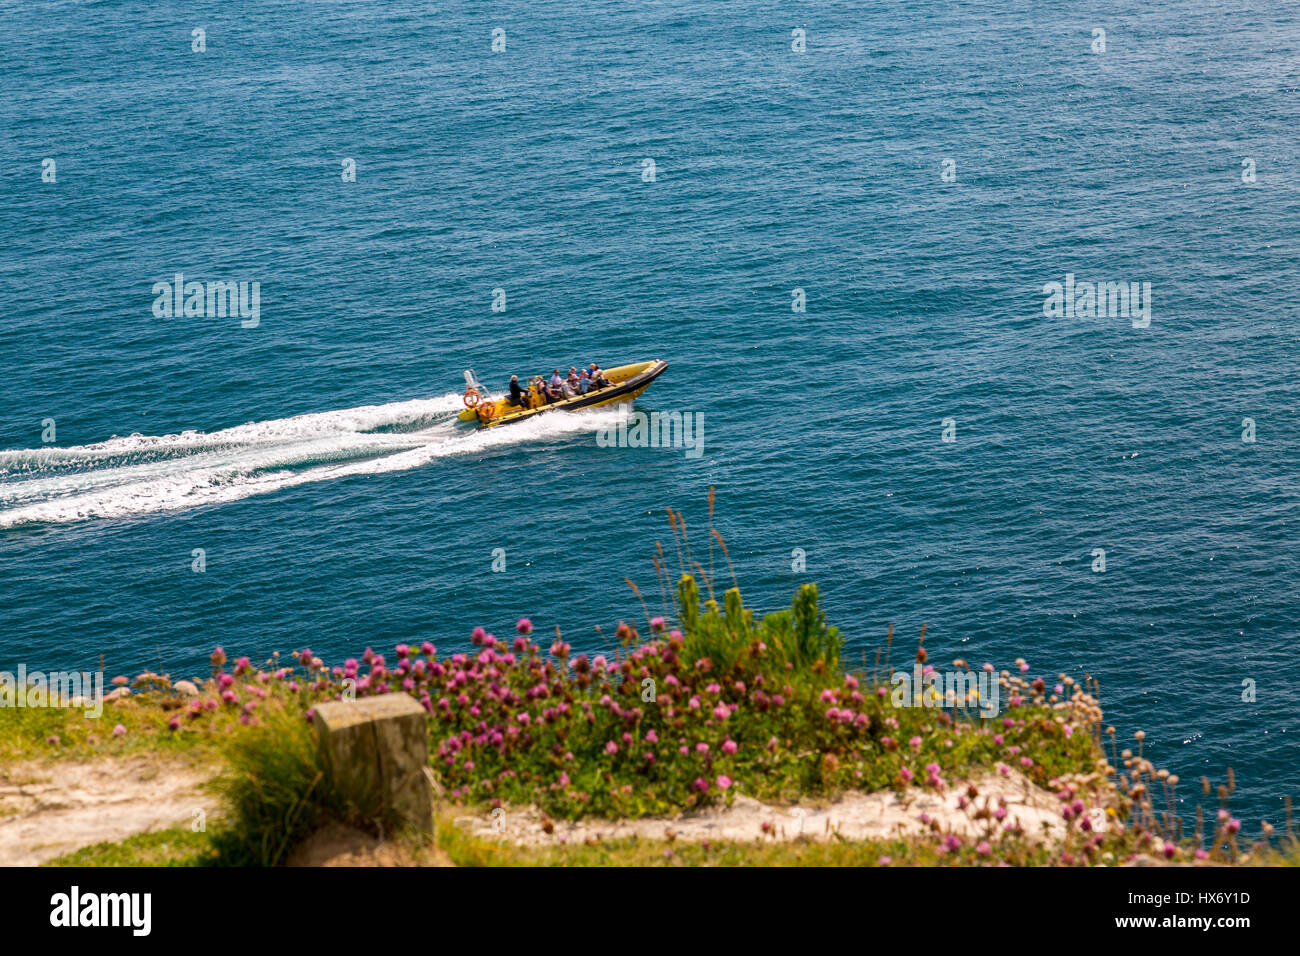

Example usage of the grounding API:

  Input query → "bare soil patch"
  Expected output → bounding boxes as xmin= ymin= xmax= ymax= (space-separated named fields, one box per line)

xmin=0 ymin=755 xmax=211 ymax=866
xmin=286 ymin=822 xmax=452 ymax=867
xmin=453 ymin=770 xmax=1081 ymax=847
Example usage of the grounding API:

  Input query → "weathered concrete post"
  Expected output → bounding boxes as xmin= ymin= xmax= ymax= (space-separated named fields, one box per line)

xmin=312 ymin=693 xmax=434 ymax=836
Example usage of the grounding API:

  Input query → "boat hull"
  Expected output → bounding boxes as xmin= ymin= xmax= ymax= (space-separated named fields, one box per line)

xmin=458 ymin=360 xmax=668 ymax=428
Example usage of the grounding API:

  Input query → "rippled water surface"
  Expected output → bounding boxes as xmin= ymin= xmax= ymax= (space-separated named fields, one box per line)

xmin=2 ymin=0 xmax=1298 ymax=825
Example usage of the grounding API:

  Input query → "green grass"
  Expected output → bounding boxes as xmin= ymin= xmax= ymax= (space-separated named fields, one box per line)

xmin=40 ymin=814 xmax=1037 ymax=867
xmin=40 ymin=809 xmax=1300 ymax=868
xmin=43 ymin=827 xmax=213 ymax=867
xmin=206 ymin=702 xmax=363 ymax=866
xmin=426 ymin=813 xmax=1295 ymax=867
xmin=0 ymin=689 xmax=242 ymax=764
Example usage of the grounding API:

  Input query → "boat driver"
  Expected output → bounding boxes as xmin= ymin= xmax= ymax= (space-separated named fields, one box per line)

xmin=508 ymin=375 xmax=527 ymax=408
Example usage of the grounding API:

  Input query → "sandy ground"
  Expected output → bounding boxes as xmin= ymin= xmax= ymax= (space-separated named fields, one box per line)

xmin=0 ymin=754 xmax=448 ymax=867
xmin=0 ymin=755 xmax=211 ymax=866
xmin=287 ymin=822 xmax=452 ymax=866
xmin=0 ymin=754 xmax=1086 ymax=865
xmin=454 ymin=769 xmax=1083 ymax=847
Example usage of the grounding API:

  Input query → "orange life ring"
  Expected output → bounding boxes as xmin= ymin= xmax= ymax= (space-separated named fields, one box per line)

xmin=477 ymin=401 xmax=496 ymax=420
xmin=463 ymin=389 xmax=480 ymax=408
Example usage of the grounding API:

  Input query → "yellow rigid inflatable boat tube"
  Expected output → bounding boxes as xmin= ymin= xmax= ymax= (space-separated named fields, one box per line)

xmin=457 ymin=360 xmax=668 ymax=428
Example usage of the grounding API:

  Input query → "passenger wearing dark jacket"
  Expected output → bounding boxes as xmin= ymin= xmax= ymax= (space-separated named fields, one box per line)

xmin=508 ymin=375 xmax=527 ymax=408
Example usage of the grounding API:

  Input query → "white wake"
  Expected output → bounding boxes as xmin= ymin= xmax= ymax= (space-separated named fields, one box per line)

xmin=0 ymin=394 xmax=624 ymax=527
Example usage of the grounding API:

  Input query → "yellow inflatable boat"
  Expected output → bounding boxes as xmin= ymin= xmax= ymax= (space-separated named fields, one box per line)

xmin=457 ymin=360 xmax=668 ymax=429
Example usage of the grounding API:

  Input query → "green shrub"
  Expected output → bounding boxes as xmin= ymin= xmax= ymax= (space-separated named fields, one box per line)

xmin=207 ymin=702 xmax=389 ymax=866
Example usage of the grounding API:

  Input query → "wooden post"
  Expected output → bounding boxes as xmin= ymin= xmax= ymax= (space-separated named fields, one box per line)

xmin=312 ymin=693 xmax=434 ymax=836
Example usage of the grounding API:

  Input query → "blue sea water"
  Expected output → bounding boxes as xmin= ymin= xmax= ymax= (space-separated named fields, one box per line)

xmin=2 ymin=0 xmax=1298 ymax=828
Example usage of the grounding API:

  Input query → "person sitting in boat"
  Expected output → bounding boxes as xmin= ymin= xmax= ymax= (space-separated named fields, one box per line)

xmin=542 ymin=374 xmax=562 ymax=404
xmin=556 ymin=369 xmax=577 ymax=400
xmin=508 ymin=375 xmax=527 ymax=408
xmin=577 ymin=368 xmax=591 ymax=394
xmin=567 ymin=367 xmax=580 ymax=391
xmin=589 ymin=364 xmax=612 ymax=389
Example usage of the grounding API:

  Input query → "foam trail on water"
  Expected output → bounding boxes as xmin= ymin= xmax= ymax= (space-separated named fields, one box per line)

xmin=0 ymin=394 xmax=465 ymax=473
xmin=0 ymin=396 xmax=625 ymax=528
xmin=1 ymin=431 xmax=425 ymax=505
